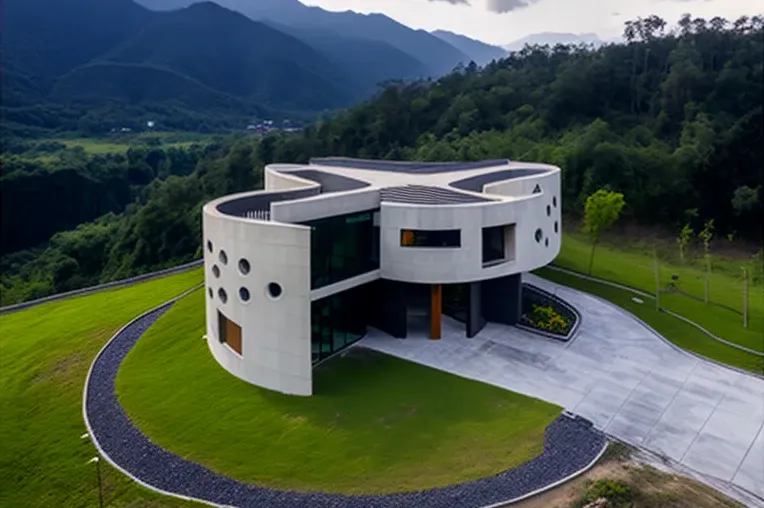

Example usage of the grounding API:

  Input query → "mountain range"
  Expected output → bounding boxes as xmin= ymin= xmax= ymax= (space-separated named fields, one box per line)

xmin=1 ymin=0 xmax=610 ymax=134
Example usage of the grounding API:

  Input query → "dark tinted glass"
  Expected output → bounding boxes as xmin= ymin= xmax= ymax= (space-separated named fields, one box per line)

xmin=305 ymin=209 xmax=379 ymax=290
xmin=400 ymin=229 xmax=461 ymax=247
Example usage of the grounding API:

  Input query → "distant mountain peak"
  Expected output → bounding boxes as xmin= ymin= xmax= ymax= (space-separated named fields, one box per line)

xmin=431 ymin=29 xmax=506 ymax=66
xmin=502 ymin=32 xmax=605 ymax=52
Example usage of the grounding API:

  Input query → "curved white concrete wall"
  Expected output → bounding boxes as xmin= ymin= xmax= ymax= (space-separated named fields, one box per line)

xmin=202 ymin=203 xmax=312 ymax=396
xmin=380 ymin=169 xmax=562 ymax=283
xmin=264 ymin=165 xmax=317 ymax=191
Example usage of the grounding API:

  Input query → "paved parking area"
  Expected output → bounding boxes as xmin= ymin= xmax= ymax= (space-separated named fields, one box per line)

xmin=360 ymin=273 xmax=764 ymax=500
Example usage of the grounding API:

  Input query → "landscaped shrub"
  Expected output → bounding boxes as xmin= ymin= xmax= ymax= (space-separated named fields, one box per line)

xmin=519 ymin=284 xmax=578 ymax=338
xmin=575 ymin=479 xmax=634 ymax=507
xmin=524 ymin=304 xmax=571 ymax=334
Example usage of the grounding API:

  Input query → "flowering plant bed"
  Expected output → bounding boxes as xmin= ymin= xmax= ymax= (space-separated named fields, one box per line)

xmin=519 ymin=284 xmax=579 ymax=340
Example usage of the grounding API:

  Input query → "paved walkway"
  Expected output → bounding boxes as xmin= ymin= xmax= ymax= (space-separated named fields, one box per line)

xmin=361 ymin=273 xmax=764 ymax=501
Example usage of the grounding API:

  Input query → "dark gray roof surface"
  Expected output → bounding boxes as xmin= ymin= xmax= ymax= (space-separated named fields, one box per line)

xmin=286 ymin=169 xmax=370 ymax=192
xmin=450 ymin=169 xmax=548 ymax=192
xmin=310 ymin=157 xmax=510 ymax=174
xmin=380 ymin=185 xmax=491 ymax=205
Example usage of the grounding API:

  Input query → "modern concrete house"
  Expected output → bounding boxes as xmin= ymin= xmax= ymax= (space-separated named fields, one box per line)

xmin=203 ymin=158 xmax=561 ymax=395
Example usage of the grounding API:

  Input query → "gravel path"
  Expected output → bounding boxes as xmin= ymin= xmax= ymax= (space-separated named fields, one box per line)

xmin=84 ymin=303 xmax=606 ymax=508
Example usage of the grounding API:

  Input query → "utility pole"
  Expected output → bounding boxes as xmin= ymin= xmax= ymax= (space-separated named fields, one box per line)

xmin=743 ymin=267 xmax=749 ymax=329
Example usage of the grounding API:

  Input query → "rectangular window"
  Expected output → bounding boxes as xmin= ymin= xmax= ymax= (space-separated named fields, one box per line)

xmin=400 ymin=229 xmax=461 ymax=248
xmin=218 ymin=311 xmax=242 ymax=355
xmin=310 ymin=284 xmax=369 ymax=363
xmin=304 ymin=209 xmax=380 ymax=290
xmin=482 ymin=224 xmax=516 ymax=265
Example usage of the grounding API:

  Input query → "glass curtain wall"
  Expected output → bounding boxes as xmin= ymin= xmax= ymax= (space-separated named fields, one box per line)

xmin=306 ymin=209 xmax=380 ymax=289
xmin=311 ymin=283 xmax=369 ymax=363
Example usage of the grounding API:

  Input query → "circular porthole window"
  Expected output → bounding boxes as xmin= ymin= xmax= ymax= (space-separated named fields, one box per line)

xmin=207 ymin=240 xmax=213 ymax=253
xmin=219 ymin=250 xmax=228 ymax=265
xmin=553 ymin=196 xmax=558 ymax=208
xmin=238 ymin=258 xmax=250 ymax=275
xmin=239 ymin=287 xmax=250 ymax=302
xmin=267 ymin=282 xmax=283 ymax=300
xmin=534 ymin=228 xmax=543 ymax=243
xmin=212 ymin=265 xmax=220 ymax=278
xmin=546 ymin=205 xmax=551 ymax=217
xmin=218 ymin=288 xmax=228 ymax=304
xmin=208 ymin=287 xmax=213 ymax=299
xmin=554 ymin=221 xmax=559 ymax=234
xmin=545 ymin=238 xmax=549 ymax=247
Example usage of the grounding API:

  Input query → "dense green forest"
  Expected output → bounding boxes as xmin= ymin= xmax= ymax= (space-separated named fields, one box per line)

xmin=1 ymin=14 xmax=762 ymax=305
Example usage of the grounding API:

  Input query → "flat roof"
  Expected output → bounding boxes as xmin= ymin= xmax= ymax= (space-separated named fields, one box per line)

xmin=380 ymin=185 xmax=492 ymax=205
xmin=309 ymin=157 xmax=510 ymax=174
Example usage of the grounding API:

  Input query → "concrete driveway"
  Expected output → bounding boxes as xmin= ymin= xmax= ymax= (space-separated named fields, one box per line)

xmin=360 ymin=273 xmax=764 ymax=501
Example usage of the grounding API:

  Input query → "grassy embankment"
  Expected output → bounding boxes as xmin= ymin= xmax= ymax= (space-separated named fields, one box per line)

xmin=117 ymin=289 xmax=561 ymax=494
xmin=539 ymin=231 xmax=763 ymax=373
xmin=0 ymin=268 xmax=204 ymax=508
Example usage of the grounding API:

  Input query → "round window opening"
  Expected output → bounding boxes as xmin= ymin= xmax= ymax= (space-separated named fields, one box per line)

xmin=208 ymin=287 xmax=213 ymax=299
xmin=238 ymin=258 xmax=251 ymax=275
xmin=554 ymin=221 xmax=559 ymax=233
xmin=546 ymin=205 xmax=551 ymax=217
xmin=218 ymin=288 xmax=228 ymax=304
xmin=239 ymin=287 xmax=251 ymax=302
xmin=534 ymin=228 xmax=543 ymax=243
xmin=207 ymin=240 xmax=213 ymax=253
xmin=545 ymin=238 xmax=549 ymax=247
xmin=267 ymin=282 xmax=283 ymax=300
xmin=219 ymin=250 xmax=228 ymax=265
xmin=212 ymin=265 xmax=220 ymax=278
xmin=553 ymin=196 xmax=558 ymax=208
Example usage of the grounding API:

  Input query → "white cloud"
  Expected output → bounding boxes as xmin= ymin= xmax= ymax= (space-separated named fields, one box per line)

xmin=486 ymin=0 xmax=542 ymax=13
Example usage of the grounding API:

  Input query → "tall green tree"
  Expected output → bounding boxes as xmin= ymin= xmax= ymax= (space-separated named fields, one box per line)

xmin=583 ymin=189 xmax=627 ymax=275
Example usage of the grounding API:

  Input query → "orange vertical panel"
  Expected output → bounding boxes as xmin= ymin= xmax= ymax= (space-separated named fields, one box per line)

xmin=430 ymin=284 xmax=442 ymax=340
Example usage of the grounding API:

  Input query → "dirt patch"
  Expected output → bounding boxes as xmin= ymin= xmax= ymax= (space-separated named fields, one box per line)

xmin=512 ymin=459 xmax=744 ymax=508
xmin=32 ymin=351 xmax=85 ymax=384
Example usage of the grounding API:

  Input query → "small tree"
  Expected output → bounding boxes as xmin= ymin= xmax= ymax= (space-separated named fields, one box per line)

xmin=698 ymin=219 xmax=715 ymax=302
xmin=584 ymin=188 xmax=626 ymax=275
xmin=677 ymin=224 xmax=693 ymax=264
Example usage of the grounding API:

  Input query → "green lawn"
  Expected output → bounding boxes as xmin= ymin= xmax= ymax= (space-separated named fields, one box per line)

xmin=116 ymin=289 xmax=561 ymax=495
xmin=0 ymin=268 xmax=204 ymax=508
xmin=536 ymin=267 xmax=763 ymax=374
xmin=555 ymin=232 xmax=764 ymax=353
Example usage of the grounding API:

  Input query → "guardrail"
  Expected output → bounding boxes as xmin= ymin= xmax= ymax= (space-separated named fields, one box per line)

xmin=0 ymin=259 xmax=204 ymax=316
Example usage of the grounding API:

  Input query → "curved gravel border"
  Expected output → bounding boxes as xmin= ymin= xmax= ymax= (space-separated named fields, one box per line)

xmin=83 ymin=295 xmax=606 ymax=508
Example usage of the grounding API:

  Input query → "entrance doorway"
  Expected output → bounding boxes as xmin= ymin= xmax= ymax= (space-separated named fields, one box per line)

xmin=404 ymin=283 xmax=443 ymax=340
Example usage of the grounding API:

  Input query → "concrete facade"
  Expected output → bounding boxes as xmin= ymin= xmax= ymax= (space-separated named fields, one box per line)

xmin=202 ymin=158 xmax=562 ymax=395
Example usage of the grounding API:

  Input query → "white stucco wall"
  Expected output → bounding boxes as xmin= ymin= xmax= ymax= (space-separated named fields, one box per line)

xmin=202 ymin=204 xmax=313 ymax=396
xmin=380 ymin=170 xmax=562 ymax=283
xmin=264 ymin=165 xmax=318 ymax=191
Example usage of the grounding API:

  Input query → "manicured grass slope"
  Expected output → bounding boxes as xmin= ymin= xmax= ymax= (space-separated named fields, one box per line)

xmin=555 ymin=232 xmax=764 ymax=353
xmin=117 ymin=290 xmax=561 ymax=494
xmin=0 ymin=269 xmax=203 ymax=508
xmin=536 ymin=268 xmax=763 ymax=374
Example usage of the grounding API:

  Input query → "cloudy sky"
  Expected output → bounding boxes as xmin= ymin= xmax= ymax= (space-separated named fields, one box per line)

xmin=301 ymin=0 xmax=761 ymax=45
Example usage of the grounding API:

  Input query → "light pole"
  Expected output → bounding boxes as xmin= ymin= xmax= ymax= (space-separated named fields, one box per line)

xmin=88 ymin=456 xmax=104 ymax=508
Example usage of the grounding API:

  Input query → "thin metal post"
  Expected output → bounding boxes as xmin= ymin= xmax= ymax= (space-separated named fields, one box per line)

xmin=743 ymin=267 xmax=749 ymax=329
xmin=654 ymin=248 xmax=660 ymax=311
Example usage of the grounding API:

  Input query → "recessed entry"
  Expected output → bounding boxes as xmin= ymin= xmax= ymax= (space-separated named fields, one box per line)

xmin=267 ymin=282 xmax=283 ymax=300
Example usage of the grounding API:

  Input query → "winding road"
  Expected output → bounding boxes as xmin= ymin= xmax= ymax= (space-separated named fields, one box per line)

xmin=362 ymin=273 xmax=764 ymax=504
